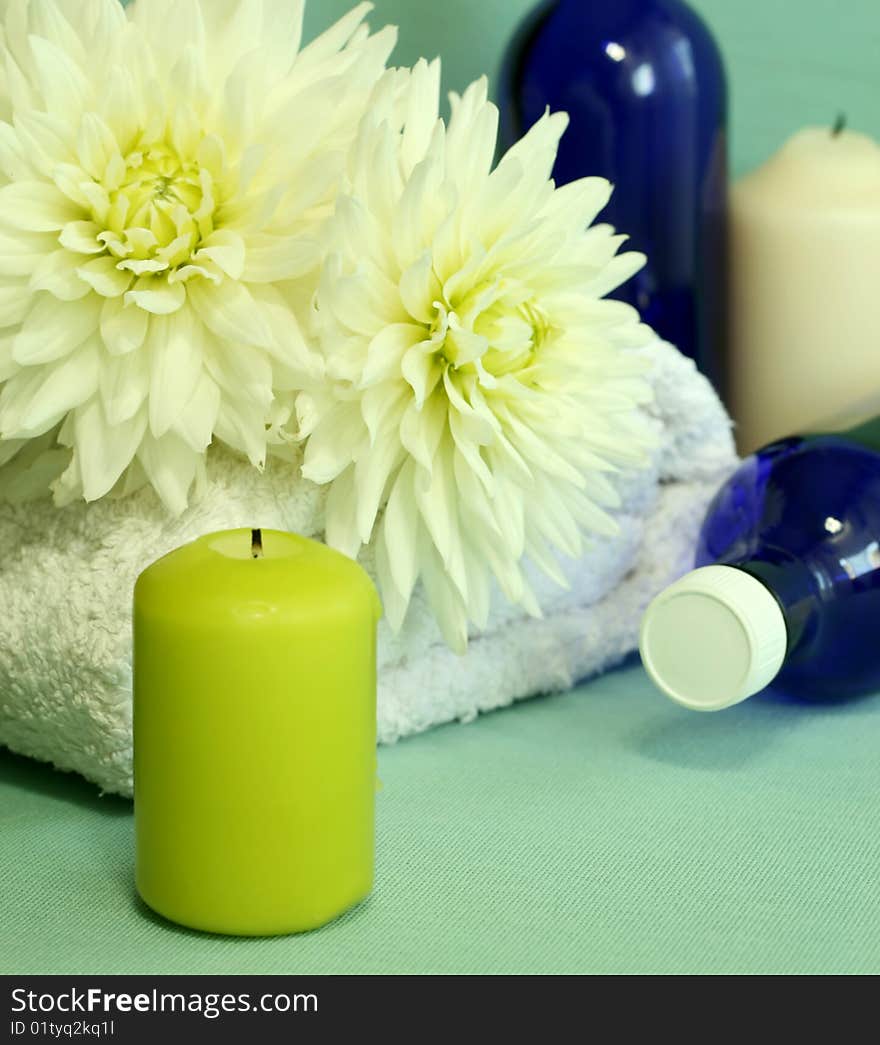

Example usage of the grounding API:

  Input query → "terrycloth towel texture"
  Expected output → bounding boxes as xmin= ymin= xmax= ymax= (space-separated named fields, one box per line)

xmin=0 ymin=342 xmax=735 ymax=796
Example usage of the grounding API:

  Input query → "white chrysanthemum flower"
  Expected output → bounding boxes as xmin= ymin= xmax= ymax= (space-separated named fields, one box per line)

xmin=0 ymin=0 xmax=395 ymax=511
xmin=299 ymin=61 xmax=657 ymax=652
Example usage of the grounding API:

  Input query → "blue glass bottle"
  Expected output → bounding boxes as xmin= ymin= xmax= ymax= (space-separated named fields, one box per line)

xmin=499 ymin=0 xmax=728 ymax=390
xmin=640 ymin=421 xmax=880 ymax=709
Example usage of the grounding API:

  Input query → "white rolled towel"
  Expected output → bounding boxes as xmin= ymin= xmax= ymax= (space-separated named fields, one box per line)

xmin=0 ymin=341 xmax=736 ymax=796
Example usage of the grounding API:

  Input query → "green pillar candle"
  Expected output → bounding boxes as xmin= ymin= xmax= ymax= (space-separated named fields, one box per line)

xmin=133 ymin=528 xmax=382 ymax=936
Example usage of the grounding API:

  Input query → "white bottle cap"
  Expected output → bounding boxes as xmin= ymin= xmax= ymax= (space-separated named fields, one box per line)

xmin=639 ymin=565 xmax=788 ymax=711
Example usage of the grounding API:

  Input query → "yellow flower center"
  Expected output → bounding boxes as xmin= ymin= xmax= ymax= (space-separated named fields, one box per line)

xmin=98 ymin=142 xmax=216 ymax=276
xmin=122 ymin=148 xmax=203 ymax=221
xmin=427 ymin=288 xmax=551 ymax=381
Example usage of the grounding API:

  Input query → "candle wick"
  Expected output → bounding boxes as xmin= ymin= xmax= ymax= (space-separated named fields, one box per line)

xmin=251 ymin=528 xmax=264 ymax=559
xmin=832 ymin=112 xmax=846 ymax=137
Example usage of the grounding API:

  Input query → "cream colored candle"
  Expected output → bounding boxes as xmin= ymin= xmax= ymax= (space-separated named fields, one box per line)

xmin=729 ymin=126 xmax=880 ymax=453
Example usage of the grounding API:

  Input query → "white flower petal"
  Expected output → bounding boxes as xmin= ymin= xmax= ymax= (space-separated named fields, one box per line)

xmin=585 ymin=251 xmax=647 ymax=298
xmin=399 ymin=251 xmax=441 ymax=324
xmin=256 ymin=0 xmax=305 ymax=80
xmin=453 ymin=449 xmax=503 ymax=541
xmin=3 ymin=49 xmax=36 ymax=116
xmin=412 ymin=434 xmax=457 ymax=565
xmin=296 ymin=2 xmax=372 ymax=67
xmin=498 ymin=109 xmax=569 ymax=186
xmin=73 ymin=398 xmax=147 ymax=502
xmin=381 ymin=458 xmax=419 ymax=608
xmin=28 ymin=35 xmax=91 ymax=124
xmin=0 ymin=369 xmax=44 ymax=438
xmin=324 ymin=264 xmax=405 ymax=338
xmin=13 ymin=293 xmax=101 ymax=365
xmin=30 ymin=249 xmax=92 ymax=301
xmin=187 ymin=278 xmax=274 ymax=349
xmin=0 ymin=339 xmax=99 ymax=438
xmin=446 ymin=78 xmax=498 ymax=197
xmin=77 ymin=256 xmax=133 ymax=298
xmin=59 ymin=220 xmax=106 ymax=255
xmin=323 ymin=465 xmax=362 ymax=560
xmin=13 ymin=112 xmax=76 ymax=179
xmin=124 ymin=276 xmax=186 ymax=315
xmin=354 ymin=427 xmax=405 ymax=543
xmin=400 ymin=59 xmax=442 ymax=174
xmin=0 ymin=333 xmax=17 ymax=381
xmin=0 ymin=283 xmax=34 ymax=327
xmin=241 ymin=233 xmax=319 ymax=283
xmin=390 ymin=147 xmax=448 ymax=271
xmin=528 ymin=478 xmax=589 ymax=555
xmin=418 ymin=534 xmax=468 ymax=654
xmin=213 ymin=397 xmax=267 ymax=468
xmin=147 ymin=308 xmax=203 ymax=438
xmin=0 ymin=180 xmax=81 ymax=232
xmin=171 ymin=372 xmax=220 ymax=453
xmin=448 ymin=409 xmax=493 ymax=490
xmin=193 ymin=228 xmax=245 ymax=280
xmin=99 ymin=346 xmax=150 ymax=426
xmin=374 ymin=525 xmax=409 ymax=634
xmin=247 ymin=283 xmax=321 ymax=380
xmin=137 ymin=431 xmax=200 ymax=516
xmin=0 ymin=120 xmax=32 ymax=181
xmin=361 ymin=382 xmax=408 ymax=445
xmin=202 ymin=333 xmax=273 ymax=413
xmin=539 ymin=176 xmax=612 ymax=233
xmin=100 ymin=296 xmax=149 ymax=356
xmin=99 ymin=64 xmax=141 ymax=154
xmin=401 ymin=343 xmax=441 ymax=407
xmin=76 ymin=112 xmax=119 ymax=182
xmin=460 ymin=541 xmax=491 ymax=630
xmin=30 ymin=0 xmax=86 ymax=67
xmin=117 ymin=258 xmax=167 ymax=277
xmin=525 ymin=532 xmax=570 ymax=590
xmin=51 ymin=163 xmax=95 ymax=210
xmin=362 ymin=323 xmax=423 ymax=386
xmin=399 ymin=393 xmax=446 ymax=473
xmin=167 ymin=263 xmax=222 ymax=285
xmin=301 ymin=402 xmax=367 ymax=485
xmin=0 ymin=230 xmax=57 ymax=276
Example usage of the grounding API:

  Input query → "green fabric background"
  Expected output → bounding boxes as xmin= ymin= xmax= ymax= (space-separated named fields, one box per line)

xmin=4 ymin=664 xmax=880 ymax=975
xmin=5 ymin=2 xmax=880 ymax=974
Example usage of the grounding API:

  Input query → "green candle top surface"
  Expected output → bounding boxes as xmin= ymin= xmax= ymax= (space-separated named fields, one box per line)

xmin=135 ymin=527 xmax=382 ymax=627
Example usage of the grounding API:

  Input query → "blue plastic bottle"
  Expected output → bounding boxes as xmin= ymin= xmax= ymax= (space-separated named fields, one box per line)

xmin=640 ymin=421 xmax=880 ymax=709
xmin=498 ymin=0 xmax=728 ymax=389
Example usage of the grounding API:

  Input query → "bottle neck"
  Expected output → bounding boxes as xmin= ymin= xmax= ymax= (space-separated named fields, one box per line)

xmin=732 ymin=554 xmax=818 ymax=656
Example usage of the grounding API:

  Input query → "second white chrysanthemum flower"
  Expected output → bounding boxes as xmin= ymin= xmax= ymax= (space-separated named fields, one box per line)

xmin=299 ymin=61 xmax=657 ymax=651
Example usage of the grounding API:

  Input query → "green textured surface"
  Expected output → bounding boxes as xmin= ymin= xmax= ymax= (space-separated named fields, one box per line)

xmin=3 ymin=663 xmax=880 ymax=975
xmin=302 ymin=0 xmax=880 ymax=177
xmin=5 ymin=1 xmax=877 ymax=974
